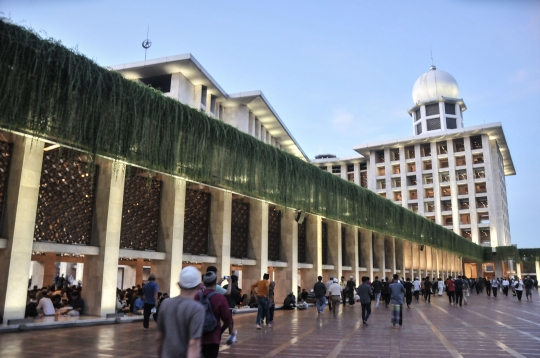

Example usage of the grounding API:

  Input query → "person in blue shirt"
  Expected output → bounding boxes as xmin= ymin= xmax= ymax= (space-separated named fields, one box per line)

xmin=143 ymin=273 xmax=158 ymax=329
xmin=133 ymin=292 xmax=144 ymax=314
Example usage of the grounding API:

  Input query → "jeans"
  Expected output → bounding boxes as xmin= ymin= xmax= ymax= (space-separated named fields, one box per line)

xmin=256 ymin=297 xmax=269 ymax=325
xmin=375 ymin=293 xmax=381 ymax=308
xmin=143 ymin=303 xmax=155 ymax=329
xmin=361 ymin=303 xmax=371 ymax=322
xmin=316 ymin=296 xmax=326 ymax=313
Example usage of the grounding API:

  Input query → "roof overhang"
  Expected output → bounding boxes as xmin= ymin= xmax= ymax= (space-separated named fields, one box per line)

xmin=109 ymin=54 xmax=228 ymax=98
xmin=224 ymin=91 xmax=309 ymax=161
xmin=311 ymin=155 xmax=365 ymax=166
xmin=353 ymin=122 xmax=516 ymax=176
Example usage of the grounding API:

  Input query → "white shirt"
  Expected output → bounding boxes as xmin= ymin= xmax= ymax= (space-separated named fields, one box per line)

xmin=502 ymin=280 xmax=509 ymax=287
xmin=491 ymin=279 xmax=499 ymax=287
xmin=37 ymin=297 xmax=55 ymax=315
xmin=413 ymin=280 xmax=421 ymax=291
xmin=516 ymin=280 xmax=524 ymax=291
xmin=329 ymin=283 xmax=342 ymax=296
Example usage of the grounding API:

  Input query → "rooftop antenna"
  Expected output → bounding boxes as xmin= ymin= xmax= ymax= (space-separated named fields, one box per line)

xmin=142 ymin=24 xmax=152 ymax=63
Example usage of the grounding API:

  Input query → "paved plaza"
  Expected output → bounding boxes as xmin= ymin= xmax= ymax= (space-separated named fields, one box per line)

xmin=1 ymin=291 xmax=539 ymax=358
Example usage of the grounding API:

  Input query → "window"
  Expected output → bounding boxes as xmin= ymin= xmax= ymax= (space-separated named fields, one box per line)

xmin=442 ymin=214 xmax=453 ymax=226
xmin=394 ymin=192 xmax=403 ymax=201
xmin=377 ymin=179 xmax=386 ymax=190
xmin=390 ymin=149 xmax=400 ymax=161
xmin=480 ymin=229 xmax=491 ymax=244
xmin=210 ymin=95 xmax=217 ymax=115
xmin=347 ymin=173 xmax=354 ymax=182
xmin=392 ymin=165 xmax=401 ymax=174
xmin=376 ymin=150 xmax=385 ymax=163
xmin=476 ymin=197 xmax=488 ymax=208
xmin=360 ymin=163 xmax=367 ymax=170
xmin=446 ymin=117 xmax=457 ymax=129
xmin=218 ymin=104 xmax=224 ymax=120
xmin=409 ymin=203 xmax=418 ymax=213
xmin=409 ymin=190 xmax=418 ymax=200
xmin=425 ymin=188 xmax=435 ymax=198
xmin=459 ymin=198 xmax=469 ymax=210
xmin=453 ymin=138 xmax=465 ymax=152
xmin=201 ymin=85 xmax=208 ymax=107
xmin=437 ymin=141 xmax=448 ymax=155
xmin=140 ymin=74 xmax=172 ymax=93
xmin=407 ymin=163 xmax=416 ymax=172
xmin=423 ymin=174 xmax=433 ymax=185
xmin=445 ymin=103 xmax=456 ymax=115
xmin=440 ymin=172 xmax=450 ymax=183
xmin=405 ymin=146 xmax=415 ymax=159
xmin=319 ymin=166 xmax=327 ymax=171
xmin=478 ymin=213 xmax=490 ymax=224
xmin=439 ymin=158 xmax=449 ymax=168
xmin=441 ymin=200 xmax=452 ymax=212
xmin=470 ymin=135 xmax=483 ymax=150
xmin=458 ymin=184 xmax=468 ymax=195
xmin=415 ymin=109 xmax=421 ymax=121
xmin=423 ymin=160 xmax=432 ymax=170
xmin=474 ymin=167 xmax=485 ymax=179
xmin=416 ymin=123 xmax=422 ymax=135
xmin=427 ymin=118 xmax=441 ymax=131
xmin=347 ymin=164 xmax=354 ymax=172
xmin=392 ymin=178 xmax=401 ymax=188
xmin=425 ymin=202 xmax=435 ymax=213
xmin=377 ymin=166 xmax=386 ymax=176
xmin=426 ymin=103 xmax=440 ymax=116
xmin=455 ymin=156 xmax=466 ymax=166
xmin=461 ymin=230 xmax=472 ymax=240
xmin=441 ymin=187 xmax=451 ymax=197
xmin=460 ymin=214 xmax=471 ymax=225
xmin=379 ymin=192 xmax=386 ymax=198
xmin=473 ymin=153 xmax=484 ymax=164
xmin=475 ymin=183 xmax=487 ymax=193
xmin=421 ymin=144 xmax=431 ymax=157
xmin=332 ymin=166 xmax=341 ymax=174
xmin=407 ymin=175 xmax=417 ymax=186
xmin=360 ymin=172 xmax=368 ymax=188
xmin=426 ymin=215 xmax=436 ymax=222
xmin=456 ymin=169 xmax=467 ymax=181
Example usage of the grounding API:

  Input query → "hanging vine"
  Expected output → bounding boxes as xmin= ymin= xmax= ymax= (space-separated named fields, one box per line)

xmin=0 ymin=19 xmax=487 ymax=261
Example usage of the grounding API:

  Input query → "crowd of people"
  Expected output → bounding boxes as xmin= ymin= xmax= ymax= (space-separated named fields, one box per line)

xmin=25 ymin=274 xmax=84 ymax=319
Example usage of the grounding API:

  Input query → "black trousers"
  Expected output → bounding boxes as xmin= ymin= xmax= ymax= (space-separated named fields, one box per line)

xmin=492 ymin=287 xmax=498 ymax=297
xmin=361 ymin=303 xmax=371 ymax=322
xmin=202 ymin=344 xmax=220 ymax=358
xmin=424 ymin=290 xmax=431 ymax=302
xmin=405 ymin=293 xmax=412 ymax=307
xmin=143 ymin=303 xmax=155 ymax=329
xmin=486 ymin=286 xmax=491 ymax=296
xmin=413 ymin=291 xmax=420 ymax=301
xmin=455 ymin=290 xmax=463 ymax=306
xmin=517 ymin=290 xmax=523 ymax=300
xmin=447 ymin=291 xmax=455 ymax=303
xmin=327 ymin=296 xmax=332 ymax=310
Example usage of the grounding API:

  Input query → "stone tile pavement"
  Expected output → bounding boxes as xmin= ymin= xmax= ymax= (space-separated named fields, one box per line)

xmin=1 ymin=290 xmax=539 ymax=357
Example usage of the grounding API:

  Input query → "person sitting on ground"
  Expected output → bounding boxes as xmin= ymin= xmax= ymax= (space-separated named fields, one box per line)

xmin=25 ymin=292 xmax=39 ymax=318
xmin=240 ymin=293 xmax=249 ymax=307
xmin=248 ymin=293 xmax=258 ymax=308
xmin=36 ymin=292 xmax=56 ymax=317
xmin=301 ymin=289 xmax=308 ymax=302
xmin=297 ymin=299 xmax=308 ymax=310
xmin=306 ymin=289 xmax=316 ymax=303
xmin=64 ymin=291 xmax=84 ymax=316
xmin=133 ymin=292 xmax=145 ymax=314
xmin=283 ymin=293 xmax=296 ymax=310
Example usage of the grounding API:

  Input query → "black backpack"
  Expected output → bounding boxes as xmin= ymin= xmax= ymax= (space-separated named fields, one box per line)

xmin=198 ymin=291 xmax=219 ymax=334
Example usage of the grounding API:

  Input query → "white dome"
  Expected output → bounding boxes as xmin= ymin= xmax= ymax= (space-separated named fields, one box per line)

xmin=412 ymin=66 xmax=460 ymax=104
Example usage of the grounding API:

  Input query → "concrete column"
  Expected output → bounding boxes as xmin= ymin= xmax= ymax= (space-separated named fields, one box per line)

xmin=75 ymin=263 xmax=84 ymax=284
xmin=348 ymin=226 xmax=362 ymax=283
xmin=278 ymin=208 xmax=298 ymax=303
xmin=304 ymin=214 xmax=322 ymax=285
xmin=373 ymin=233 xmax=385 ymax=278
xmin=326 ymin=220 xmax=342 ymax=279
xmin=395 ymin=239 xmax=405 ymax=278
xmin=425 ymin=246 xmax=432 ymax=278
xmin=43 ymin=252 xmax=57 ymax=288
xmin=135 ymin=258 xmax=144 ymax=286
xmin=0 ymin=137 xmax=44 ymax=321
xmin=403 ymin=240 xmax=412 ymax=279
xmin=59 ymin=262 xmax=67 ymax=277
xmin=244 ymin=199 xmax=269 ymax=291
xmin=152 ymin=177 xmax=186 ymax=297
xmin=82 ymin=158 xmax=125 ymax=317
xmin=412 ymin=243 xmax=421 ymax=278
xmin=30 ymin=261 xmax=44 ymax=289
xmin=435 ymin=249 xmax=440 ymax=279
xmin=207 ymin=188 xmax=232 ymax=277
xmin=384 ymin=236 xmax=395 ymax=275
xmin=419 ymin=245 xmax=427 ymax=278
xmin=536 ymin=261 xmax=540 ymax=279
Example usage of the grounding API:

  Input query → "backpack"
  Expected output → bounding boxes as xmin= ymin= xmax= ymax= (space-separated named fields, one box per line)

xmin=198 ymin=291 xmax=219 ymax=334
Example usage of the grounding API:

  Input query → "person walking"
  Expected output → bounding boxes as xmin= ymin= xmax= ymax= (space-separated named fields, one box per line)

xmin=437 ymin=278 xmax=444 ymax=296
xmin=454 ymin=276 xmax=464 ymax=307
xmin=389 ymin=274 xmax=405 ymax=328
xmin=328 ymin=278 xmax=342 ymax=318
xmin=346 ymin=276 xmax=356 ymax=306
xmin=446 ymin=276 xmax=455 ymax=305
xmin=485 ymin=277 xmax=492 ymax=296
xmin=339 ymin=276 xmax=347 ymax=305
xmin=371 ymin=276 xmax=382 ymax=310
xmin=491 ymin=276 xmax=499 ymax=298
xmin=156 ymin=266 xmax=205 ymax=358
xmin=250 ymin=273 xmax=270 ymax=329
xmin=423 ymin=277 xmax=431 ymax=303
xmin=326 ymin=277 xmax=334 ymax=312
xmin=381 ymin=278 xmax=390 ymax=308
xmin=143 ymin=273 xmax=159 ymax=330
xmin=403 ymin=277 xmax=413 ymax=308
xmin=502 ymin=277 xmax=509 ymax=296
xmin=412 ymin=277 xmax=421 ymax=302
xmin=524 ymin=275 xmax=534 ymax=301
xmin=313 ymin=276 xmax=327 ymax=315
xmin=357 ymin=277 xmax=373 ymax=325
xmin=515 ymin=277 xmax=524 ymax=301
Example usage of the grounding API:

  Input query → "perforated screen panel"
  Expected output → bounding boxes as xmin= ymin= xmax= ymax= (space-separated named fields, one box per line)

xmin=425 ymin=104 xmax=440 ymax=116
xmin=445 ymin=103 xmax=456 ymax=115
xmin=415 ymin=109 xmax=421 ymax=122
xmin=416 ymin=123 xmax=422 ymax=135
xmin=427 ymin=117 xmax=441 ymax=131
xmin=446 ymin=117 xmax=457 ymax=129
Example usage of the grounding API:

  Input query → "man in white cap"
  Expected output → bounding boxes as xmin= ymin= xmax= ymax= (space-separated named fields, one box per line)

xmin=328 ymin=278 xmax=342 ymax=318
xmin=156 ymin=266 xmax=205 ymax=358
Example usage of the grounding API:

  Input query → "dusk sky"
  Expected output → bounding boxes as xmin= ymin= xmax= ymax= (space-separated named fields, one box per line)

xmin=3 ymin=1 xmax=539 ymax=248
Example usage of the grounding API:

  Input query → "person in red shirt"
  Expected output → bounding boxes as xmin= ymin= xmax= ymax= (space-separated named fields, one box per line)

xmin=445 ymin=276 xmax=456 ymax=306
xmin=195 ymin=271 xmax=234 ymax=358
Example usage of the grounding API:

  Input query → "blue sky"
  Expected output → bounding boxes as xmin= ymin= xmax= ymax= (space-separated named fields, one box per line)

xmin=3 ymin=1 xmax=539 ymax=247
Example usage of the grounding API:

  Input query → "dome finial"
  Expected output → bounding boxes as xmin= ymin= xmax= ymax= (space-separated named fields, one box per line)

xmin=430 ymin=65 xmax=437 ymax=71
xmin=429 ymin=48 xmax=436 ymax=71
